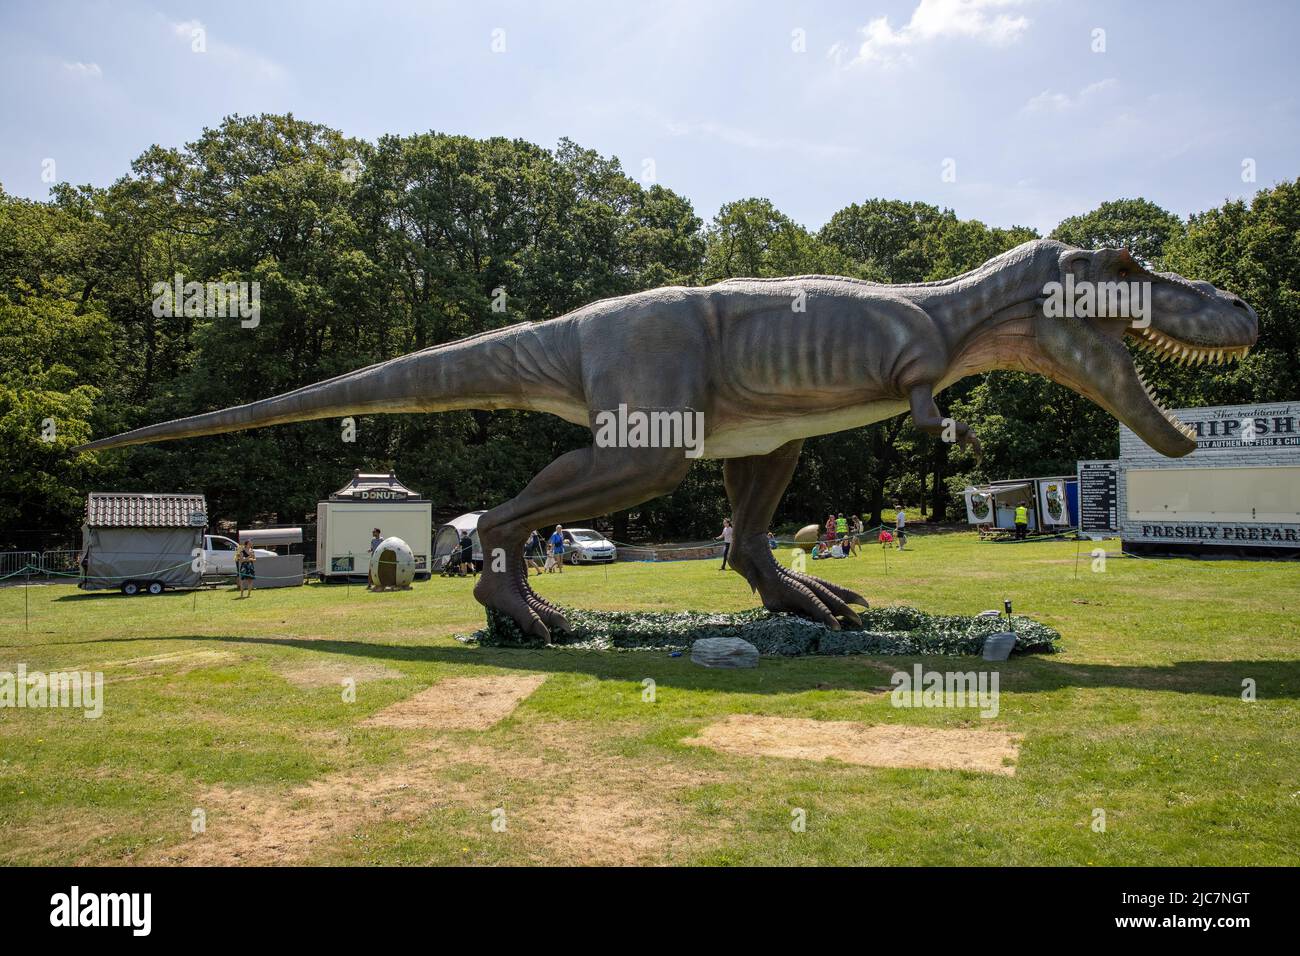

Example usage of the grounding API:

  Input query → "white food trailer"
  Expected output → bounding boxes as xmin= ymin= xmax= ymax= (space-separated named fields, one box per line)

xmin=315 ymin=471 xmax=432 ymax=581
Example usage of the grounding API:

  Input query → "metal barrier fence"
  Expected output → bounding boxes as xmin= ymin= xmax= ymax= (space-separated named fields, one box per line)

xmin=0 ymin=550 xmax=81 ymax=579
xmin=39 ymin=550 xmax=81 ymax=574
xmin=0 ymin=551 xmax=41 ymax=578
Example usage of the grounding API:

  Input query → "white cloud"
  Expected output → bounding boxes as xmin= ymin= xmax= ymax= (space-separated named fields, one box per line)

xmin=171 ymin=18 xmax=204 ymax=39
xmin=832 ymin=0 xmax=1035 ymax=68
xmin=1023 ymin=78 xmax=1118 ymax=113
xmin=62 ymin=61 xmax=103 ymax=78
xmin=168 ymin=18 xmax=286 ymax=81
xmin=664 ymin=119 xmax=857 ymax=159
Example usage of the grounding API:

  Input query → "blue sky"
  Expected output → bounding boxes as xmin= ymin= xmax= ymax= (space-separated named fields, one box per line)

xmin=1 ymin=0 xmax=1296 ymax=233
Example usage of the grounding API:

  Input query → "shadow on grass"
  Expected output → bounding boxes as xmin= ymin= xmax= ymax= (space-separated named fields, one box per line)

xmin=20 ymin=631 xmax=1299 ymax=699
xmin=52 ymin=588 xmax=233 ymax=602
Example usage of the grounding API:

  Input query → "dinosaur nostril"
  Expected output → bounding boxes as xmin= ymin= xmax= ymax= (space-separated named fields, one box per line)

xmin=1232 ymin=299 xmax=1247 ymax=310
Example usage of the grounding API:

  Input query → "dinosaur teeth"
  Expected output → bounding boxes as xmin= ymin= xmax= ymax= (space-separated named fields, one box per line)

xmin=1129 ymin=329 xmax=1251 ymax=369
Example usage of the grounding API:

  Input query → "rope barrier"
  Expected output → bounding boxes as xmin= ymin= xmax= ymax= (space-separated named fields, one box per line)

xmin=1 ymin=560 xmax=311 ymax=584
xmin=605 ymin=523 xmax=906 ymax=557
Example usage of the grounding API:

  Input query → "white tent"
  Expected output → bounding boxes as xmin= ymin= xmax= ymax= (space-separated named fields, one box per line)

xmin=432 ymin=511 xmax=485 ymax=571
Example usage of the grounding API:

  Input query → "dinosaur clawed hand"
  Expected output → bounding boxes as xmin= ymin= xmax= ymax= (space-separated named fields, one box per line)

xmin=946 ymin=418 xmax=982 ymax=463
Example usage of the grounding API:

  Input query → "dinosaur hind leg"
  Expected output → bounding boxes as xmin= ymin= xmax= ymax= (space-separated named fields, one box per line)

xmin=723 ymin=439 xmax=868 ymax=630
xmin=474 ymin=445 xmax=692 ymax=640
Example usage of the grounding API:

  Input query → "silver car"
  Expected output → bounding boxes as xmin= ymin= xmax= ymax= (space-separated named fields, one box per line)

xmin=562 ymin=528 xmax=617 ymax=564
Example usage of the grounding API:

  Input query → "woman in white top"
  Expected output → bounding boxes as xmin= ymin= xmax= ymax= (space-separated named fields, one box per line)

xmin=716 ymin=518 xmax=733 ymax=570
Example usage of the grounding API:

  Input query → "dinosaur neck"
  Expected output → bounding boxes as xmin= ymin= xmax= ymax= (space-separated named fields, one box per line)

xmin=899 ymin=242 xmax=1059 ymax=378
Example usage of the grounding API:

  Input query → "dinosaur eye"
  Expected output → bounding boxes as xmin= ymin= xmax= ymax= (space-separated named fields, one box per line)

xmin=1118 ymin=268 xmax=1129 ymax=279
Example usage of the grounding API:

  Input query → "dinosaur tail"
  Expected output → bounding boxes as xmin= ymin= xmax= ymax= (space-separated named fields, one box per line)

xmin=74 ymin=324 xmax=571 ymax=453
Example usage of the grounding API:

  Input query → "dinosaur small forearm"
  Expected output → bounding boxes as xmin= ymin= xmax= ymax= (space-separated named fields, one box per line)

xmin=908 ymin=383 xmax=981 ymax=459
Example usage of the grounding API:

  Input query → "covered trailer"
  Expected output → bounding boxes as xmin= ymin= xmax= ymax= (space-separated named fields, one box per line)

xmin=433 ymin=511 xmax=486 ymax=572
xmin=315 ymin=471 xmax=432 ymax=581
xmin=963 ymin=477 xmax=1077 ymax=536
xmin=79 ymin=492 xmax=207 ymax=594
xmin=236 ymin=527 xmax=304 ymax=588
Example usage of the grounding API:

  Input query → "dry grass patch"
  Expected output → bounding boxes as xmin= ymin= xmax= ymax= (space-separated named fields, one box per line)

xmin=275 ymin=659 xmax=403 ymax=688
xmin=145 ymin=720 xmax=724 ymax=866
xmin=362 ymin=674 xmax=547 ymax=730
xmin=684 ymin=715 xmax=1022 ymax=776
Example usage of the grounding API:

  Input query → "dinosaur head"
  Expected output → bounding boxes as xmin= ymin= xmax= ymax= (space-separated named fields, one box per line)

xmin=1030 ymin=246 xmax=1258 ymax=456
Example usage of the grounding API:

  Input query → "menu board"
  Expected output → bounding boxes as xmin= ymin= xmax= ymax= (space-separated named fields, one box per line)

xmin=1077 ymin=460 xmax=1119 ymax=534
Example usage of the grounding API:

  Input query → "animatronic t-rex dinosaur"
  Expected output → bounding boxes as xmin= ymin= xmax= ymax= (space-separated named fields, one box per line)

xmin=78 ymin=240 xmax=1258 ymax=638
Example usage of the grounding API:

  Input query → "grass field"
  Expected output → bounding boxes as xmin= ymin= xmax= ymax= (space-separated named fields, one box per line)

xmin=1 ymin=531 xmax=1297 ymax=866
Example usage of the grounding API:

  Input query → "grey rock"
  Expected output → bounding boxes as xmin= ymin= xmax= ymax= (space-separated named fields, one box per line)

xmin=982 ymin=632 xmax=1017 ymax=662
xmin=691 ymin=636 xmax=759 ymax=668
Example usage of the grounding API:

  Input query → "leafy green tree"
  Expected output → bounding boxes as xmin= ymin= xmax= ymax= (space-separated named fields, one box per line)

xmin=703 ymin=198 xmax=851 ymax=281
xmin=1050 ymin=198 xmax=1183 ymax=266
xmin=819 ymin=199 xmax=946 ymax=282
xmin=0 ymin=278 xmax=111 ymax=543
xmin=1161 ymin=181 xmax=1300 ymax=406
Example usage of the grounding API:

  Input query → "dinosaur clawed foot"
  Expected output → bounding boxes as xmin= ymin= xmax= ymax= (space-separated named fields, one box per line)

xmin=475 ymin=565 xmax=570 ymax=641
xmin=753 ymin=564 xmax=868 ymax=631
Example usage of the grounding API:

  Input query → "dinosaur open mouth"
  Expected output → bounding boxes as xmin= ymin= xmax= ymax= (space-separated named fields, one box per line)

xmin=1125 ymin=326 xmax=1252 ymax=443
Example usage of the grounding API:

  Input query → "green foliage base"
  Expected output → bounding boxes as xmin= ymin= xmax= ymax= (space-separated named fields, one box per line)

xmin=465 ymin=605 xmax=1061 ymax=657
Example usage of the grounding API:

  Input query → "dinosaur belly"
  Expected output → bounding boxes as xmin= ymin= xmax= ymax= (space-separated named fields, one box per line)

xmin=697 ymin=399 xmax=909 ymax=459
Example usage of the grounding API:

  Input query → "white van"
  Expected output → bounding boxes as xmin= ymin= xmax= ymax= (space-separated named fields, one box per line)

xmin=202 ymin=534 xmax=275 ymax=574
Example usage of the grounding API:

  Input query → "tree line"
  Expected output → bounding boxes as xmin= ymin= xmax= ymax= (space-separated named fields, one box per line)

xmin=2 ymin=113 xmax=1297 ymax=548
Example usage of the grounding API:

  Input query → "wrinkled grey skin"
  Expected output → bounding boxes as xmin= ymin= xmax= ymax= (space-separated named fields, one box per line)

xmin=78 ymin=240 xmax=1258 ymax=638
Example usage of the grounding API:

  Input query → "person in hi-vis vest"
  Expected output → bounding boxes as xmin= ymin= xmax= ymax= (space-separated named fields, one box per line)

xmin=1014 ymin=504 xmax=1029 ymax=540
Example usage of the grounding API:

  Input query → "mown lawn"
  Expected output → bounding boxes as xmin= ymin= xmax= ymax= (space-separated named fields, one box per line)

xmin=1 ymin=531 xmax=1296 ymax=866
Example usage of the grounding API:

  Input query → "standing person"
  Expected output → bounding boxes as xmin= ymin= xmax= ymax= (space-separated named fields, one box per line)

xmin=366 ymin=529 xmax=383 ymax=589
xmin=1014 ymin=503 xmax=1029 ymax=540
xmin=894 ymin=503 xmax=907 ymax=550
xmin=549 ymin=525 xmax=566 ymax=574
xmin=524 ymin=529 xmax=544 ymax=575
xmin=456 ymin=530 xmax=475 ymax=576
xmin=716 ymin=518 xmax=733 ymax=570
xmin=235 ymin=539 xmax=256 ymax=597
xmin=836 ymin=513 xmax=848 ymax=544
xmin=825 ymin=513 xmax=836 ymax=542
xmin=848 ymin=515 xmax=863 ymax=556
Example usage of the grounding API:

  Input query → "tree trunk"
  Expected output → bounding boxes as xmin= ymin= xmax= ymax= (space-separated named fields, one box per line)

xmin=869 ymin=427 xmax=886 ymax=526
xmin=930 ymin=443 xmax=949 ymax=521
